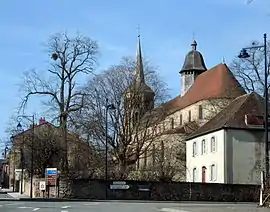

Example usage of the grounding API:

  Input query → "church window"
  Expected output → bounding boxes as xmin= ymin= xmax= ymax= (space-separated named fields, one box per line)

xmin=188 ymin=110 xmax=191 ymax=122
xmin=161 ymin=140 xmax=165 ymax=162
xmin=171 ymin=118 xmax=174 ymax=129
xmin=198 ymin=105 xmax=203 ymax=119
xmin=143 ymin=151 xmax=147 ymax=169
xmin=152 ymin=144 xmax=156 ymax=166
xmin=136 ymin=159 xmax=140 ymax=170
xmin=180 ymin=114 xmax=183 ymax=125
xmin=133 ymin=111 xmax=139 ymax=123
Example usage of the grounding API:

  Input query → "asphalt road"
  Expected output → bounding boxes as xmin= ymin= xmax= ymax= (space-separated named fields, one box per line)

xmin=0 ymin=201 xmax=269 ymax=212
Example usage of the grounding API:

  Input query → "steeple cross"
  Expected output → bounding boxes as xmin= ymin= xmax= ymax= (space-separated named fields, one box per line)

xmin=137 ymin=25 xmax=140 ymax=38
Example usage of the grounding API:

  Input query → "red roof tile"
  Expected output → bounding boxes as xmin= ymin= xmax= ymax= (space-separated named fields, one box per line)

xmin=162 ymin=63 xmax=246 ymax=114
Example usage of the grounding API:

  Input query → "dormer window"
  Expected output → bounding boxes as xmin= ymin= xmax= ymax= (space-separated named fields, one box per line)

xmin=245 ymin=114 xmax=264 ymax=126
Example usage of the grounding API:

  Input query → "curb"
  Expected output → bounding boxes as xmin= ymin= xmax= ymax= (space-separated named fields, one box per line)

xmin=0 ymin=192 xmax=7 ymax=194
xmin=0 ymin=198 xmax=261 ymax=203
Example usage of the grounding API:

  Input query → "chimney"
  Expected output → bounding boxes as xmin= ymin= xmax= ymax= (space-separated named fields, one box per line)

xmin=39 ymin=117 xmax=46 ymax=125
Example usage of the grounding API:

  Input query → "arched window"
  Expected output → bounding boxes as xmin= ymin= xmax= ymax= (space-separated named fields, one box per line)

xmin=193 ymin=168 xmax=197 ymax=182
xmin=180 ymin=114 xmax=183 ymax=125
xmin=211 ymin=136 xmax=216 ymax=152
xmin=198 ymin=105 xmax=203 ymax=119
xmin=201 ymin=139 xmax=206 ymax=154
xmin=171 ymin=118 xmax=174 ymax=129
xmin=192 ymin=142 xmax=197 ymax=157
xmin=188 ymin=110 xmax=191 ymax=122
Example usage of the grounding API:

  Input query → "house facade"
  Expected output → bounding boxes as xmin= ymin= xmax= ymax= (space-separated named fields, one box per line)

xmin=7 ymin=117 xmax=99 ymax=195
xmin=186 ymin=92 xmax=266 ymax=185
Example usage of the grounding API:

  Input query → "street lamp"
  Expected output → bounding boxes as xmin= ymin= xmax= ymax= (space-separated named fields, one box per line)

xmin=238 ymin=33 xmax=269 ymax=182
xmin=16 ymin=122 xmax=24 ymax=195
xmin=105 ymin=98 xmax=116 ymax=199
xmin=16 ymin=115 xmax=35 ymax=198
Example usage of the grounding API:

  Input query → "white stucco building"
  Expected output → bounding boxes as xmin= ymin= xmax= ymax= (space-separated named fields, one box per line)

xmin=186 ymin=92 xmax=267 ymax=185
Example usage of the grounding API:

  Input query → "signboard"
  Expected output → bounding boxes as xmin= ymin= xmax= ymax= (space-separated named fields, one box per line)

xmin=138 ymin=185 xmax=150 ymax=191
xmin=110 ymin=181 xmax=130 ymax=190
xmin=45 ymin=168 xmax=57 ymax=175
xmin=39 ymin=181 xmax=46 ymax=191
xmin=45 ymin=168 xmax=57 ymax=186
xmin=15 ymin=169 xmax=22 ymax=181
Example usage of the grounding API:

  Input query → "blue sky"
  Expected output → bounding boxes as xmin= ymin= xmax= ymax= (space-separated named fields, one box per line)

xmin=0 ymin=0 xmax=269 ymax=149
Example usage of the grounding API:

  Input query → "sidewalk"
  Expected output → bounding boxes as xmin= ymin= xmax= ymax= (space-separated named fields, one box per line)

xmin=0 ymin=188 xmax=13 ymax=193
xmin=7 ymin=192 xmax=29 ymax=199
xmin=0 ymin=187 xmax=30 ymax=199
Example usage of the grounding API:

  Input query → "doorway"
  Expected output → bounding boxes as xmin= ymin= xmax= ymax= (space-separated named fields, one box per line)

xmin=202 ymin=166 xmax=206 ymax=183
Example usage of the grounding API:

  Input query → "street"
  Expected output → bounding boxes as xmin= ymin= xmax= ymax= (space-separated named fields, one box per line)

xmin=0 ymin=201 xmax=269 ymax=212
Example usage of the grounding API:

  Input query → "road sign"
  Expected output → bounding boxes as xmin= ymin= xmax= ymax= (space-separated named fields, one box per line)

xmin=39 ymin=181 xmax=46 ymax=191
xmin=110 ymin=181 xmax=130 ymax=190
xmin=45 ymin=168 xmax=57 ymax=175
xmin=110 ymin=184 xmax=130 ymax=190
xmin=45 ymin=168 xmax=57 ymax=186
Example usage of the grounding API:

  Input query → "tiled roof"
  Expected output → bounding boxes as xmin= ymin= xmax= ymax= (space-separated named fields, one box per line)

xmin=162 ymin=63 xmax=246 ymax=115
xmin=187 ymin=92 xmax=265 ymax=139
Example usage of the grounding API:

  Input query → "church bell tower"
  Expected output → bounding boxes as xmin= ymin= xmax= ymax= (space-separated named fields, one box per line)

xmin=180 ymin=40 xmax=207 ymax=96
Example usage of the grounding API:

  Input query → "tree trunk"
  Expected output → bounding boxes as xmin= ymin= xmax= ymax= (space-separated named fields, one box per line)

xmin=119 ymin=161 xmax=128 ymax=180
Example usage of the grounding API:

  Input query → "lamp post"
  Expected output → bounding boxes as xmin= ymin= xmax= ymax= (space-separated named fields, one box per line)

xmin=105 ymin=98 xmax=116 ymax=199
xmin=3 ymin=146 xmax=8 ymax=159
xmin=16 ymin=115 xmax=35 ymax=198
xmin=16 ymin=122 xmax=24 ymax=195
xmin=238 ymin=33 xmax=268 ymax=182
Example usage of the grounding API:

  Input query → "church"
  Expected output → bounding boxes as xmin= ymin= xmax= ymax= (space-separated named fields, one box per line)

xmin=127 ymin=35 xmax=266 ymax=184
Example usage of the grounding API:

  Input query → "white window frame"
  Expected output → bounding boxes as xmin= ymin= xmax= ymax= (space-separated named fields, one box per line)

xmin=201 ymin=139 xmax=206 ymax=154
xmin=211 ymin=136 xmax=216 ymax=152
xmin=193 ymin=167 xmax=197 ymax=182
xmin=210 ymin=164 xmax=217 ymax=181
xmin=192 ymin=141 xmax=197 ymax=157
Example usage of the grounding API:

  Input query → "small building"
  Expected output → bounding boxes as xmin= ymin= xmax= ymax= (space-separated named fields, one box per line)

xmin=186 ymin=92 xmax=267 ymax=185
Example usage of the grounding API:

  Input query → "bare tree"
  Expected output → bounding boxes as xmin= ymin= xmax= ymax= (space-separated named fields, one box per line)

xmin=68 ymin=137 xmax=105 ymax=179
xmin=18 ymin=32 xmax=99 ymax=172
xmin=230 ymin=40 xmax=270 ymax=97
xmin=70 ymin=57 xmax=170 ymax=179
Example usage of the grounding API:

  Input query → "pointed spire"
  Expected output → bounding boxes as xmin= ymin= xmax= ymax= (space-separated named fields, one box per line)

xmin=135 ymin=26 xmax=145 ymax=83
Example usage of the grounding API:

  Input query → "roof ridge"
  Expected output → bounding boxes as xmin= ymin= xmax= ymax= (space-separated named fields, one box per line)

xmin=223 ymin=93 xmax=251 ymax=126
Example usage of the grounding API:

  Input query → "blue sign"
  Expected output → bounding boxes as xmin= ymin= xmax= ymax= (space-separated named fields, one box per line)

xmin=45 ymin=168 xmax=57 ymax=175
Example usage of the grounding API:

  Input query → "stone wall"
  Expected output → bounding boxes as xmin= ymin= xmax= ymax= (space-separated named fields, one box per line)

xmin=59 ymin=179 xmax=260 ymax=202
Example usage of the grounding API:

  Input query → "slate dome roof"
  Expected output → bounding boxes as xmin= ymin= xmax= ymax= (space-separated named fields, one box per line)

xmin=180 ymin=40 xmax=207 ymax=73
